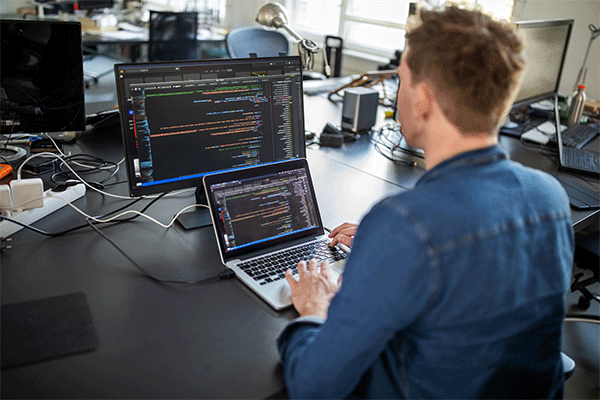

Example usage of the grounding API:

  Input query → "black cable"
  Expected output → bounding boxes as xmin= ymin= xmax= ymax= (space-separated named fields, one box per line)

xmin=0 ymin=154 xmax=16 ymax=170
xmin=0 ymin=192 xmax=166 ymax=237
xmin=372 ymin=124 xmax=425 ymax=158
xmin=0 ymin=124 xmax=18 ymax=170
xmin=0 ymin=215 xmax=54 ymax=236
xmin=86 ymin=218 xmax=234 ymax=284
xmin=368 ymin=124 xmax=423 ymax=165
xmin=1 ymin=123 xmax=15 ymax=153
xmin=51 ymin=154 xmax=119 ymax=188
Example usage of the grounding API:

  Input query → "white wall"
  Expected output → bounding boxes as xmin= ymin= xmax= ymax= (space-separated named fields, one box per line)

xmin=0 ymin=0 xmax=29 ymax=14
xmin=223 ymin=0 xmax=268 ymax=30
xmin=516 ymin=0 xmax=600 ymax=100
xmin=222 ymin=0 xmax=600 ymax=97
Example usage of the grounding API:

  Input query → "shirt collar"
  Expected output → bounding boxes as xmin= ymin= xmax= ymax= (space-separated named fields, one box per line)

xmin=416 ymin=145 xmax=507 ymax=186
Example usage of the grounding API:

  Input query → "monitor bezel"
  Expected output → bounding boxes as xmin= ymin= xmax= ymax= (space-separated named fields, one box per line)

xmin=511 ymin=18 xmax=574 ymax=110
xmin=114 ymin=55 xmax=306 ymax=198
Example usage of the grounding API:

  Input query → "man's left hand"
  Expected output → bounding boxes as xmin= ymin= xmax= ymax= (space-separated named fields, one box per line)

xmin=285 ymin=259 xmax=341 ymax=319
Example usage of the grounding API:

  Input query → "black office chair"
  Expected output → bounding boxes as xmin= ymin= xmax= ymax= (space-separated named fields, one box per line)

xmin=226 ymin=26 xmax=289 ymax=58
xmin=148 ymin=11 xmax=198 ymax=61
xmin=571 ymin=231 xmax=599 ymax=310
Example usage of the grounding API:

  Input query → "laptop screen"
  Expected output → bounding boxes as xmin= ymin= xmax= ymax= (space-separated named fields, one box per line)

xmin=204 ymin=159 xmax=323 ymax=260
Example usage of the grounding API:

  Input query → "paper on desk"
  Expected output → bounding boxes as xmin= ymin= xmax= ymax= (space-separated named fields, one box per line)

xmin=531 ymin=100 xmax=556 ymax=111
xmin=521 ymin=121 xmax=566 ymax=145
xmin=536 ymin=121 xmax=566 ymax=134
xmin=95 ymin=30 xmax=146 ymax=40
xmin=117 ymin=22 xmax=145 ymax=33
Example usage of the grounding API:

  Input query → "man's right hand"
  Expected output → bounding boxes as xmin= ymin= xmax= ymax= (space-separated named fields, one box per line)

xmin=328 ymin=222 xmax=358 ymax=248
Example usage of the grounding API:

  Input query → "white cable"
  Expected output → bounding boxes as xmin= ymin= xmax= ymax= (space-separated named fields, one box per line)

xmin=564 ymin=317 xmax=600 ymax=325
xmin=2 ymin=185 xmax=196 ymax=211
xmin=1 ymin=189 xmax=208 ymax=229
xmin=17 ymin=150 xmax=197 ymax=201
xmin=17 ymin=152 xmax=135 ymax=199
xmin=57 ymin=195 xmax=208 ymax=228
xmin=44 ymin=133 xmax=121 ymax=173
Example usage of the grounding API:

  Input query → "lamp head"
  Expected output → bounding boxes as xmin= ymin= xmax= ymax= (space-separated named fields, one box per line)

xmin=256 ymin=3 xmax=289 ymax=29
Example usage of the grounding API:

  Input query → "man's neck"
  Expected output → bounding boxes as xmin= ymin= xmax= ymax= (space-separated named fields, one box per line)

xmin=422 ymin=120 xmax=498 ymax=170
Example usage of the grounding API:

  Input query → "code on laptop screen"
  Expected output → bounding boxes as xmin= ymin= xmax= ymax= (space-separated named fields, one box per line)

xmin=209 ymin=167 xmax=319 ymax=251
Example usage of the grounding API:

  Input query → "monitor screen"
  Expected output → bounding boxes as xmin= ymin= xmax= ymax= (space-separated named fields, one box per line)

xmin=0 ymin=19 xmax=86 ymax=135
xmin=512 ymin=19 xmax=573 ymax=109
xmin=114 ymin=56 xmax=306 ymax=198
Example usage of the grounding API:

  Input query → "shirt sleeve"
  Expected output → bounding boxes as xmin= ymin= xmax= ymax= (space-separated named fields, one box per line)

xmin=277 ymin=200 xmax=438 ymax=399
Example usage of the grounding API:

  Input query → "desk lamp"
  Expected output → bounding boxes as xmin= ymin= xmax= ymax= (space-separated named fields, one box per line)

xmin=256 ymin=2 xmax=331 ymax=76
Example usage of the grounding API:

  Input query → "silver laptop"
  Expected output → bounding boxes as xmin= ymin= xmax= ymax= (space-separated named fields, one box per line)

xmin=203 ymin=158 xmax=348 ymax=310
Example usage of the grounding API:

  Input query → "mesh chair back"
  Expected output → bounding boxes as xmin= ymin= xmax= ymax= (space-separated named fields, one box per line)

xmin=226 ymin=27 xmax=290 ymax=58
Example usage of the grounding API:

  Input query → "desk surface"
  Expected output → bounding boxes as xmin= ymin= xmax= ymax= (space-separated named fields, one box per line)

xmin=82 ymin=28 xmax=225 ymax=45
xmin=1 ymin=92 xmax=598 ymax=398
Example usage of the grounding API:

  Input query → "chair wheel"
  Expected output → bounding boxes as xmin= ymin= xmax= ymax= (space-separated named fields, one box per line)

xmin=577 ymin=295 xmax=591 ymax=310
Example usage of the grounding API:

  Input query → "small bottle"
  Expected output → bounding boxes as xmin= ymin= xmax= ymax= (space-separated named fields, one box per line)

xmin=567 ymin=85 xmax=586 ymax=127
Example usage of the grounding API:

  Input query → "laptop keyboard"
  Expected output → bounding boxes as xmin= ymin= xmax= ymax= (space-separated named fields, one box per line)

xmin=562 ymin=147 xmax=600 ymax=172
xmin=238 ymin=239 xmax=349 ymax=286
xmin=560 ymin=124 xmax=599 ymax=148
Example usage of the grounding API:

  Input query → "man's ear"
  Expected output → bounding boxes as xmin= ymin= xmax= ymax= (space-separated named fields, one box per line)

xmin=415 ymin=82 xmax=433 ymax=121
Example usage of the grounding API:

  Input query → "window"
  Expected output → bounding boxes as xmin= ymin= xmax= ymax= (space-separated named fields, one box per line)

xmin=285 ymin=0 xmax=515 ymax=58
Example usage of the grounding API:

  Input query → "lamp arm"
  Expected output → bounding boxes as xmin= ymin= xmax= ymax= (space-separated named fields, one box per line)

xmin=573 ymin=24 xmax=600 ymax=90
xmin=279 ymin=24 xmax=304 ymax=42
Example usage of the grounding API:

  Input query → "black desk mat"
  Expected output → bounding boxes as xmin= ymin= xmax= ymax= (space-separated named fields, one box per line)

xmin=556 ymin=176 xmax=600 ymax=210
xmin=1 ymin=292 xmax=99 ymax=369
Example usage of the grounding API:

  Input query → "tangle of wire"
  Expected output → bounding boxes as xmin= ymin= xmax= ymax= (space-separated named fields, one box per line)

xmin=50 ymin=154 xmax=119 ymax=190
xmin=368 ymin=123 xmax=424 ymax=165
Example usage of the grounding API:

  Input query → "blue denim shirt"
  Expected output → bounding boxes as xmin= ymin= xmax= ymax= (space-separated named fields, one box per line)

xmin=277 ymin=145 xmax=574 ymax=399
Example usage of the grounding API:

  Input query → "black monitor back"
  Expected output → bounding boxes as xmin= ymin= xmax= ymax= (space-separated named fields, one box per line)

xmin=512 ymin=19 xmax=574 ymax=109
xmin=0 ymin=19 xmax=86 ymax=135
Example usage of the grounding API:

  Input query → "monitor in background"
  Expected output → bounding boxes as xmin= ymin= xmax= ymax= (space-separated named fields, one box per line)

xmin=114 ymin=56 xmax=306 ymax=229
xmin=0 ymin=19 xmax=86 ymax=137
xmin=512 ymin=19 xmax=574 ymax=109
xmin=76 ymin=0 xmax=115 ymax=12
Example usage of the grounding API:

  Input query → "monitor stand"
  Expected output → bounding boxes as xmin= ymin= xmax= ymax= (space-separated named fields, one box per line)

xmin=175 ymin=185 xmax=212 ymax=230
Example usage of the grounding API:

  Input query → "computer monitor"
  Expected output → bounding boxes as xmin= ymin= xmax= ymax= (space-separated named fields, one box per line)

xmin=114 ymin=56 xmax=306 ymax=228
xmin=77 ymin=0 xmax=115 ymax=12
xmin=0 ymin=19 xmax=86 ymax=136
xmin=512 ymin=19 xmax=574 ymax=109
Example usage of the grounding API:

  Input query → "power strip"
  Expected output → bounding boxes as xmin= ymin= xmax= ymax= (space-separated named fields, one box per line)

xmin=0 ymin=184 xmax=86 ymax=238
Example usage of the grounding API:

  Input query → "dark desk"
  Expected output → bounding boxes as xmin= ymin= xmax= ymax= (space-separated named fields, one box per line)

xmin=2 ymin=94 xmax=598 ymax=398
xmin=303 ymin=95 xmax=599 ymax=232
xmin=0 ymin=128 xmax=403 ymax=398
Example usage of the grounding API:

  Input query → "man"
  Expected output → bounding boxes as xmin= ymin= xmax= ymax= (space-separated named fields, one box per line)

xmin=277 ymin=3 xmax=574 ymax=399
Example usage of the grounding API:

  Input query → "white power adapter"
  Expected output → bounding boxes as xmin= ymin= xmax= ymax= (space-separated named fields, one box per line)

xmin=10 ymin=178 xmax=44 ymax=211
xmin=0 ymin=185 xmax=12 ymax=217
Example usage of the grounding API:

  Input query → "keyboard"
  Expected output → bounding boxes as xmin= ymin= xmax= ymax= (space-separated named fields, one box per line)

xmin=560 ymin=124 xmax=599 ymax=148
xmin=238 ymin=239 xmax=348 ymax=285
xmin=561 ymin=147 xmax=600 ymax=174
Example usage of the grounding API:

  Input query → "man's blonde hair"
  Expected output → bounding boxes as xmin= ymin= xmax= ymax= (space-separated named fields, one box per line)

xmin=404 ymin=2 xmax=526 ymax=133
